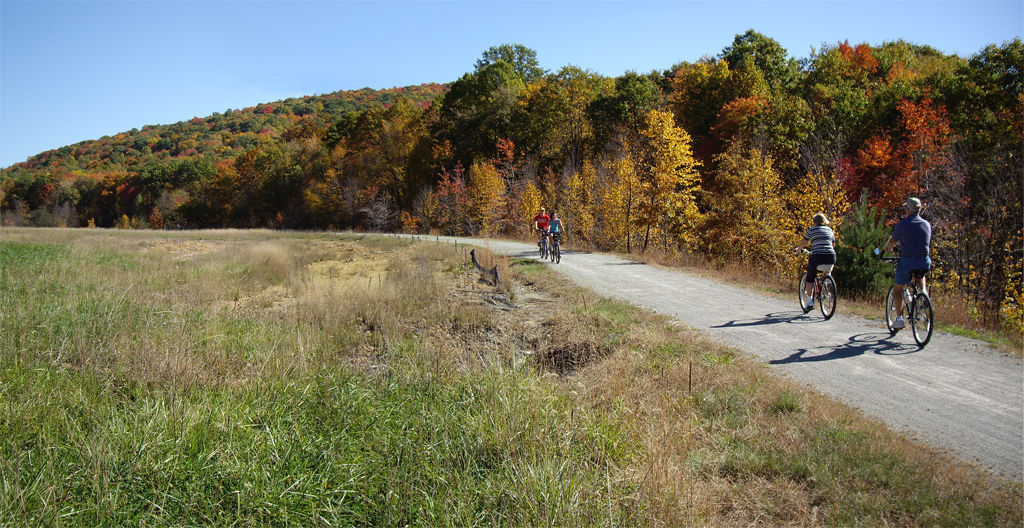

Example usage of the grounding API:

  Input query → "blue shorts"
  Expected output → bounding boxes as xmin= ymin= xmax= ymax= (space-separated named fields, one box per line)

xmin=895 ymin=256 xmax=931 ymax=285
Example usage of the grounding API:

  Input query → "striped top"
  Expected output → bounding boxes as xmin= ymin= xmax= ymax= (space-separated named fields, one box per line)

xmin=804 ymin=225 xmax=835 ymax=255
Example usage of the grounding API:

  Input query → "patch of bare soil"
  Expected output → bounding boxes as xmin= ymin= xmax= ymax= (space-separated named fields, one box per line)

xmin=213 ymin=239 xmax=395 ymax=316
xmin=142 ymin=239 xmax=226 ymax=260
xmin=306 ymin=244 xmax=391 ymax=288
xmin=448 ymin=266 xmax=612 ymax=376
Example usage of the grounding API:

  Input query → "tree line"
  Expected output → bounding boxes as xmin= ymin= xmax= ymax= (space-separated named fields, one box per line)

xmin=1 ymin=33 xmax=1021 ymax=332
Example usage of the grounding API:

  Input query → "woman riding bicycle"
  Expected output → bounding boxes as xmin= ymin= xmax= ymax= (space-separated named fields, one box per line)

xmin=797 ymin=213 xmax=836 ymax=310
xmin=549 ymin=212 xmax=564 ymax=240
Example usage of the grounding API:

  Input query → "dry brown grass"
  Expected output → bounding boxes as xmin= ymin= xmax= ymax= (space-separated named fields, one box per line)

xmin=0 ymin=228 xmax=480 ymax=388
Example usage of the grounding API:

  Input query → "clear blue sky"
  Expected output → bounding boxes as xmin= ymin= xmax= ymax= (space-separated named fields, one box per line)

xmin=1 ymin=0 xmax=1021 ymax=168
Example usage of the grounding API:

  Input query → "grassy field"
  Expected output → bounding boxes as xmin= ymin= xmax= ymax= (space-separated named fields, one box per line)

xmin=1 ymin=227 xmax=1020 ymax=527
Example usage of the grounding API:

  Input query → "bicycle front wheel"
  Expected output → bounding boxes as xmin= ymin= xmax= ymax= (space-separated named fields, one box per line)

xmin=819 ymin=275 xmax=837 ymax=320
xmin=911 ymin=293 xmax=934 ymax=347
xmin=554 ymin=243 xmax=560 ymax=264
xmin=798 ymin=273 xmax=812 ymax=314
xmin=885 ymin=286 xmax=898 ymax=334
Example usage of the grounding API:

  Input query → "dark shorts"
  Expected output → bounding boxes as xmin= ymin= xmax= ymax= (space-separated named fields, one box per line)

xmin=806 ymin=252 xmax=836 ymax=280
xmin=896 ymin=256 xmax=931 ymax=285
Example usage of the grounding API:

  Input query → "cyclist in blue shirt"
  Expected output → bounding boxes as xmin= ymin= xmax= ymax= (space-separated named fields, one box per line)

xmin=883 ymin=197 xmax=931 ymax=329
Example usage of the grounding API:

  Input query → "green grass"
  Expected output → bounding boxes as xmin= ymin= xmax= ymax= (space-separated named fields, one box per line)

xmin=2 ymin=362 xmax=633 ymax=526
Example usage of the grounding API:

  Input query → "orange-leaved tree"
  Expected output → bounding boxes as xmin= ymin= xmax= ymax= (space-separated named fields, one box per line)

xmin=897 ymin=93 xmax=955 ymax=201
xmin=435 ymin=163 xmax=469 ymax=236
xmin=849 ymin=133 xmax=911 ymax=212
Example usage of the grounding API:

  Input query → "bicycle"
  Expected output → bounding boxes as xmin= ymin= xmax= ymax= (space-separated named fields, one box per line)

xmin=797 ymin=250 xmax=838 ymax=319
xmin=875 ymin=248 xmax=933 ymax=347
xmin=537 ymin=229 xmax=549 ymax=260
xmin=549 ymin=232 xmax=562 ymax=264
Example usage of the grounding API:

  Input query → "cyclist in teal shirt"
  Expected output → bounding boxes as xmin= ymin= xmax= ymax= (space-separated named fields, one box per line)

xmin=549 ymin=212 xmax=564 ymax=237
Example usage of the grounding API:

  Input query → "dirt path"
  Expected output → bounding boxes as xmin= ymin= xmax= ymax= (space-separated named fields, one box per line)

xmin=404 ymin=234 xmax=1024 ymax=481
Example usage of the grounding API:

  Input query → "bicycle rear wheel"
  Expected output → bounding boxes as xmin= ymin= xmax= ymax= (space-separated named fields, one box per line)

xmin=798 ymin=273 xmax=812 ymax=313
xmin=911 ymin=293 xmax=934 ymax=347
xmin=819 ymin=275 xmax=837 ymax=320
xmin=885 ymin=286 xmax=898 ymax=334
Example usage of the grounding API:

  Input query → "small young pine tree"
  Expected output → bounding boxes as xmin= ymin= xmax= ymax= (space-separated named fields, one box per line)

xmin=834 ymin=194 xmax=891 ymax=294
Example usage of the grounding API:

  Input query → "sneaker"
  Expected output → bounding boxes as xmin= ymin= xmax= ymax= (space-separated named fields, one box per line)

xmin=805 ymin=294 xmax=814 ymax=309
xmin=892 ymin=316 xmax=906 ymax=329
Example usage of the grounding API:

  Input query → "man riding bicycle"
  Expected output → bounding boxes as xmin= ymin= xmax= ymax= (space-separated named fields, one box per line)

xmin=533 ymin=207 xmax=551 ymax=248
xmin=882 ymin=197 xmax=931 ymax=330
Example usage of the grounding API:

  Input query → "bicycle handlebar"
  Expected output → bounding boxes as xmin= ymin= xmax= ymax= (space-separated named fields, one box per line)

xmin=874 ymin=247 xmax=901 ymax=263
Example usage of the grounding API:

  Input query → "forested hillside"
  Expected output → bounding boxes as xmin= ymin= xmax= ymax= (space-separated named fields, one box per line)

xmin=1 ymin=34 xmax=1021 ymax=330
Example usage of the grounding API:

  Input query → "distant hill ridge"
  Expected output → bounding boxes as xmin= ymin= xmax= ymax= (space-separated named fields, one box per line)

xmin=8 ymin=83 xmax=447 ymax=173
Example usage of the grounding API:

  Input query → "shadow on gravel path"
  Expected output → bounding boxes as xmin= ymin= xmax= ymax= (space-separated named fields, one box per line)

xmin=770 ymin=332 xmax=919 ymax=364
xmin=711 ymin=310 xmax=820 ymax=328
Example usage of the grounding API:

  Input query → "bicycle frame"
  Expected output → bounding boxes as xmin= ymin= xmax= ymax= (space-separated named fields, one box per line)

xmin=878 ymin=251 xmax=934 ymax=346
xmin=799 ymin=265 xmax=837 ymax=319
xmin=550 ymin=232 xmax=562 ymax=263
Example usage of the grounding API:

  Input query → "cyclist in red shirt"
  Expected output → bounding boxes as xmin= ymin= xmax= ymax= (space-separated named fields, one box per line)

xmin=533 ymin=207 xmax=551 ymax=247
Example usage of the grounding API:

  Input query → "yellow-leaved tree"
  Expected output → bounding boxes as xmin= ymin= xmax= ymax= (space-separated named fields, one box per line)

xmin=468 ymin=160 xmax=506 ymax=235
xmin=783 ymin=170 xmax=852 ymax=275
xmin=630 ymin=109 xmax=702 ymax=252
xmin=600 ymin=153 xmax=639 ymax=252
xmin=703 ymin=143 xmax=792 ymax=274
xmin=564 ymin=160 xmax=597 ymax=243
xmin=519 ymin=180 xmax=542 ymax=233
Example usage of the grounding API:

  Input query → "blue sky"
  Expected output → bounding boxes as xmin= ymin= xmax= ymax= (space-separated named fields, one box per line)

xmin=1 ymin=0 xmax=1021 ymax=168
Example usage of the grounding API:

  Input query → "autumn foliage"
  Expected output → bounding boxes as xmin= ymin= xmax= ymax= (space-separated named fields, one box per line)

xmin=2 ymin=37 xmax=1021 ymax=330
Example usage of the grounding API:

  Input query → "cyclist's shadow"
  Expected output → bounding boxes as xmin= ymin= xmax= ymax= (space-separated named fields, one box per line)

xmin=712 ymin=311 xmax=819 ymax=328
xmin=770 ymin=332 xmax=918 ymax=364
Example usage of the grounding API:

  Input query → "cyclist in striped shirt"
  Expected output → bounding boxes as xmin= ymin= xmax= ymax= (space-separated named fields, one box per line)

xmin=797 ymin=213 xmax=836 ymax=310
